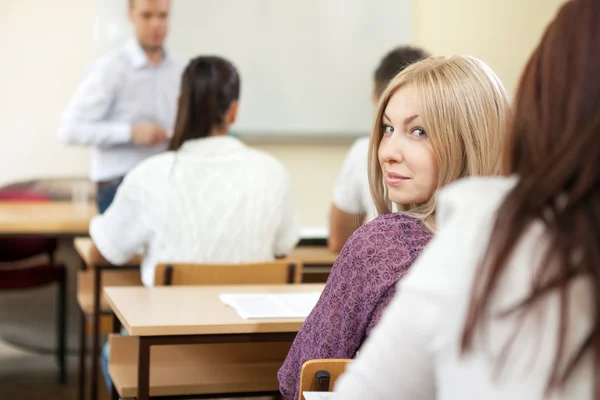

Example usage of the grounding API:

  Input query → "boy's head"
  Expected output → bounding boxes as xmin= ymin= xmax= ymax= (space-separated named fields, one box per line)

xmin=373 ymin=46 xmax=430 ymax=105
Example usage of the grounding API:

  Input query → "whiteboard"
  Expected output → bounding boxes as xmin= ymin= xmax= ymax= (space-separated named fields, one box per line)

xmin=95 ymin=0 xmax=412 ymax=135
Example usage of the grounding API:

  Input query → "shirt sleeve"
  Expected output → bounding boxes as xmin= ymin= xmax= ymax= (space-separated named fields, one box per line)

xmin=57 ymin=60 xmax=132 ymax=147
xmin=273 ymin=167 xmax=300 ymax=257
xmin=89 ymin=172 xmax=152 ymax=264
xmin=332 ymin=138 xmax=369 ymax=215
xmin=277 ymin=218 xmax=415 ymax=400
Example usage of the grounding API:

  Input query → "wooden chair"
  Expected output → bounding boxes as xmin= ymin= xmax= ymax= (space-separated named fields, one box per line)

xmin=77 ymin=267 xmax=142 ymax=400
xmin=154 ymin=259 xmax=303 ymax=286
xmin=298 ymin=359 xmax=352 ymax=399
xmin=108 ymin=259 xmax=303 ymax=400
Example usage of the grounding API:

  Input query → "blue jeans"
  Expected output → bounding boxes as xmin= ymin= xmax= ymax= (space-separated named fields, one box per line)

xmin=102 ymin=329 xmax=128 ymax=391
xmin=101 ymin=341 xmax=111 ymax=390
xmin=96 ymin=181 xmax=121 ymax=214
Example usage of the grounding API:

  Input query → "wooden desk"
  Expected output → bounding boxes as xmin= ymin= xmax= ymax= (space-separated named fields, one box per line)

xmin=75 ymin=236 xmax=336 ymax=269
xmin=105 ymin=284 xmax=324 ymax=400
xmin=106 ymin=284 xmax=323 ymax=336
xmin=74 ymin=236 xmax=142 ymax=268
xmin=74 ymin=236 xmax=335 ymax=400
xmin=0 ymin=201 xmax=96 ymax=237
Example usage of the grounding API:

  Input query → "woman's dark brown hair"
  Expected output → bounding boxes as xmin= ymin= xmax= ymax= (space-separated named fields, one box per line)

xmin=168 ymin=56 xmax=240 ymax=151
xmin=461 ymin=0 xmax=600 ymax=395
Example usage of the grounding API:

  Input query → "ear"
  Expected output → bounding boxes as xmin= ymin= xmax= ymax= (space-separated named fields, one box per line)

xmin=226 ymin=100 xmax=239 ymax=125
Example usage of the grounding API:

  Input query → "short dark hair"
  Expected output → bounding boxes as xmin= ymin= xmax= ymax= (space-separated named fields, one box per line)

xmin=374 ymin=46 xmax=430 ymax=96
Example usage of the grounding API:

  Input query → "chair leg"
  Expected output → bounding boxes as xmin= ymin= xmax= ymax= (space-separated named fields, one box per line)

xmin=78 ymin=307 xmax=87 ymax=400
xmin=90 ymin=267 xmax=102 ymax=400
xmin=57 ymin=266 xmax=67 ymax=384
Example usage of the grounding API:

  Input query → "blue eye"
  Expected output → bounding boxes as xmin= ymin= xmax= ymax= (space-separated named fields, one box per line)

xmin=409 ymin=127 xmax=427 ymax=138
xmin=383 ymin=125 xmax=394 ymax=135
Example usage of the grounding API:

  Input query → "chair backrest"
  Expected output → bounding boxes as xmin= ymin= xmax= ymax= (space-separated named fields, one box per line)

xmin=154 ymin=259 xmax=303 ymax=286
xmin=298 ymin=359 xmax=352 ymax=399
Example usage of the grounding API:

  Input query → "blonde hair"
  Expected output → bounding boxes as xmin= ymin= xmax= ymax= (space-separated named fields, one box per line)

xmin=368 ymin=55 xmax=510 ymax=231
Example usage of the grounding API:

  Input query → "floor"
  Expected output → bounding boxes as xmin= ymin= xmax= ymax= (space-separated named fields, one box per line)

xmin=0 ymin=242 xmax=278 ymax=400
xmin=0 ymin=240 xmax=107 ymax=400
xmin=0 ymin=338 xmax=104 ymax=400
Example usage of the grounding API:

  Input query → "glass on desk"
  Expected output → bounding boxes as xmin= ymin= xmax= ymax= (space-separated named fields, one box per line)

xmin=71 ymin=181 xmax=91 ymax=213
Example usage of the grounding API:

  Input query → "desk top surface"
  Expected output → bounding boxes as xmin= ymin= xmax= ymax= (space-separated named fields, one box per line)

xmin=0 ymin=201 xmax=96 ymax=236
xmin=105 ymin=283 xmax=325 ymax=336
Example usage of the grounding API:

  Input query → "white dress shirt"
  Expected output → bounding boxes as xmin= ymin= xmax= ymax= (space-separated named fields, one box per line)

xmin=332 ymin=137 xmax=377 ymax=222
xmin=58 ymin=39 xmax=183 ymax=182
xmin=335 ymin=177 xmax=593 ymax=400
xmin=90 ymin=136 xmax=300 ymax=286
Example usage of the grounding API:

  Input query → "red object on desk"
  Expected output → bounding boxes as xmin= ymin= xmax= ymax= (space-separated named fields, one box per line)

xmin=0 ymin=191 xmax=50 ymax=202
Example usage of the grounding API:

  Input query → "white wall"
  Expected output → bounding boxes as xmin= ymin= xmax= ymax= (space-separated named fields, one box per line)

xmin=0 ymin=0 xmax=95 ymax=185
xmin=0 ymin=0 xmax=566 ymax=228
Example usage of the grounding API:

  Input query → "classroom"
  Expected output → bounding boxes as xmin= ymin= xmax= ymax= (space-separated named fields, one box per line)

xmin=1 ymin=0 xmax=597 ymax=399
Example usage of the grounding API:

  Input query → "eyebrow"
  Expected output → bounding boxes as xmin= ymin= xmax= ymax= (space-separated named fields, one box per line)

xmin=403 ymin=114 xmax=419 ymax=126
xmin=382 ymin=113 xmax=420 ymax=126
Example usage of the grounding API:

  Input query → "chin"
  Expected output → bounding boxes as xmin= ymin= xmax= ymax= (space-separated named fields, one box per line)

xmin=387 ymin=190 xmax=427 ymax=206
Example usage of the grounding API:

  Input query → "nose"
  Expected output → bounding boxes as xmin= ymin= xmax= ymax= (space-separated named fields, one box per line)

xmin=379 ymin=132 xmax=405 ymax=167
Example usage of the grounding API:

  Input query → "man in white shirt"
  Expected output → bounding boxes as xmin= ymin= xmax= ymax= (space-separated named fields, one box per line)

xmin=58 ymin=0 xmax=183 ymax=213
xmin=329 ymin=46 xmax=430 ymax=252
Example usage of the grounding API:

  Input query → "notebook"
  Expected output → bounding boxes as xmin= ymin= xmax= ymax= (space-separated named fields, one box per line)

xmin=219 ymin=291 xmax=322 ymax=319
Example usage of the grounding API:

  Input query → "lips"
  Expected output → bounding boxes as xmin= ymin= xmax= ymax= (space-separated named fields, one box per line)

xmin=384 ymin=172 xmax=409 ymax=187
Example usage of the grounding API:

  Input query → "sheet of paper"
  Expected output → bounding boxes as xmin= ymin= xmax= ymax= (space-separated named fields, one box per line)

xmin=219 ymin=291 xmax=322 ymax=319
xmin=303 ymin=392 xmax=335 ymax=400
xmin=300 ymin=226 xmax=328 ymax=239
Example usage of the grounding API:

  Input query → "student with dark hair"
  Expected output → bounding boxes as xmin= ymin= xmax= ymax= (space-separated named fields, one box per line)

xmin=329 ymin=45 xmax=429 ymax=252
xmin=90 ymin=55 xmax=299 ymax=389
xmin=89 ymin=55 xmax=299 ymax=286
xmin=335 ymin=0 xmax=600 ymax=398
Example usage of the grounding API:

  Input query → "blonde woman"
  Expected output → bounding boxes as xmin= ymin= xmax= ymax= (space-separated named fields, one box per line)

xmin=277 ymin=55 xmax=509 ymax=400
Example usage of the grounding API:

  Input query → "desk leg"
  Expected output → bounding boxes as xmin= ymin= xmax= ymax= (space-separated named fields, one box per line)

xmin=110 ymin=383 xmax=119 ymax=400
xmin=109 ymin=312 xmax=121 ymax=400
xmin=90 ymin=266 xmax=102 ymax=400
xmin=112 ymin=312 xmax=121 ymax=334
xmin=78 ymin=307 xmax=86 ymax=400
xmin=137 ymin=337 xmax=151 ymax=400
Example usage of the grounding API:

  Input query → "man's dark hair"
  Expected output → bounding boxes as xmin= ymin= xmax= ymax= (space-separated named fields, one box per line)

xmin=374 ymin=46 xmax=430 ymax=96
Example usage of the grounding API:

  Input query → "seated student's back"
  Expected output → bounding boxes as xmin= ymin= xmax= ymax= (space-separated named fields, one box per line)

xmin=90 ymin=56 xmax=299 ymax=286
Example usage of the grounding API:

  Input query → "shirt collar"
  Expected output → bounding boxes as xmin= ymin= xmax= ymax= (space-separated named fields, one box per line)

xmin=179 ymin=135 xmax=246 ymax=156
xmin=124 ymin=38 xmax=171 ymax=69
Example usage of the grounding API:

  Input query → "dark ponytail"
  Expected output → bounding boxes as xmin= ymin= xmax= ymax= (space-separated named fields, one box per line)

xmin=168 ymin=56 xmax=240 ymax=151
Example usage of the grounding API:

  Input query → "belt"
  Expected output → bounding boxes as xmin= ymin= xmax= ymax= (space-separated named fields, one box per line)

xmin=96 ymin=177 xmax=124 ymax=189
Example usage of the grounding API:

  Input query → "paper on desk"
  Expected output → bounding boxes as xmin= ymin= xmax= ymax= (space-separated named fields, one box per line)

xmin=219 ymin=291 xmax=322 ymax=319
xmin=303 ymin=392 xmax=335 ymax=400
